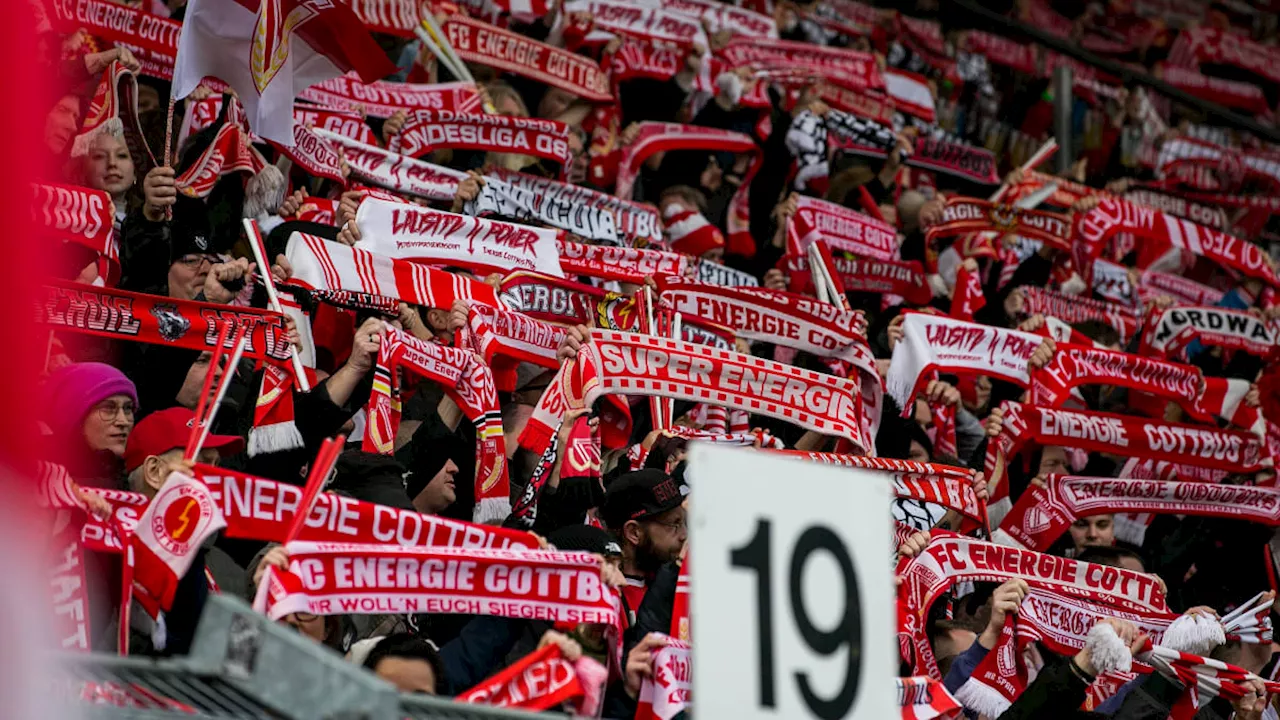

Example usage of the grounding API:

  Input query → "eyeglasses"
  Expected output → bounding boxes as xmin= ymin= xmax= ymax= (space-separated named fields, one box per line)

xmin=176 ymin=254 xmax=219 ymax=268
xmin=95 ymin=401 xmax=136 ymax=422
xmin=648 ymin=516 xmax=687 ymax=532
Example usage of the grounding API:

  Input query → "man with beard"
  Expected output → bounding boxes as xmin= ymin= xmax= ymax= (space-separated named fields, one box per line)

xmin=599 ymin=469 xmax=687 ymax=613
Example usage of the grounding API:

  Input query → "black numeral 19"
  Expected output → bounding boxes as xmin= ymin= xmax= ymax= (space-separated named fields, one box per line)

xmin=729 ymin=519 xmax=862 ymax=719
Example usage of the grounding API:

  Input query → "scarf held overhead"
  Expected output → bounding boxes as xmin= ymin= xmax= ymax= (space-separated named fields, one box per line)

xmin=786 ymin=195 xmax=898 ymax=260
xmin=391 ymin=112 xmax=573 ymax=173
xmin=315 ymin=129 xmax=465 ymax=201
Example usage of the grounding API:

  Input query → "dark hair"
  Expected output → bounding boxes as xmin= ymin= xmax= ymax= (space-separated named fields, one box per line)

xmin=1076 ymin=545 xmax=1146 ymax=572
xmin=362 ymin=633 xmax=446 ymax=690
xmin=1072 ymin=320 xmax=1121 ymax=348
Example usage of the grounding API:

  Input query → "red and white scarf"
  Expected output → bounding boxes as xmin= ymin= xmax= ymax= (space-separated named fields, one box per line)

xmin=294 ymin=105 xmax=380 ymax=147
xmin=984 ymin=402 xmax=1270 ymax=505
xmin=469 ymin=176 xmax=620 ymax=245
xmin=949 ymin=263 xmax=985 ymax=321
xmin=270 ymin=124 xmax=345 ymax=185
xmin=635 ymin=637 xmax=692 ymax=720
xmin=1135 ymin=269 xmax=1225 ymax=307
xmin=925 ymin=199 xmax=1073 ymax=252
xmin=499 ymin=270 xmax=609 ymax=326
xmin=363 ymin=325 xmax=510 ymax=522
xmin=354 ymin=199 xmax=565 ymax=277
xmin=662 ymin=206 xmax=724 ymax=258
xmin=456 ymin=643 xmax=585 ymax=711
xmin=884 ymin=68 xmax=937 ymax=123
xmin=1030 ymin=343 xmax=1203 ymax=410
xmin=72 ymin=60 xmax=156 ymax=165
xmin=42 ymin=462 xmax=94 ymax=651
xmin=257 ymin=540 xmax=620 ymax=623
xmin=995 ymin=475 xmax=1280 ymax=552
xmin=659 ymin=0 xmax=776 ymax=37
xmin=175 ymin=124 xmax=267 ymax=199
xmin=461 ymin=303 xmax=566 ymax=392
xmin=487 ymin=168 xmax=662 ymax=247
xmin=568 ymin=0 xmax=708 ymax=50
xmin=808 ymin=83 xmax=897 ymax=125
xmin=786 ymin=195 xmax=898 ymax=260
xmin=298 ymin=76 xmax=482 ymax=118
xmin=964 ymin=31 xmax=1037 ymax=74
xmin=1167 ymin=27 xmax=1280 ymax=88
xmin=443 ymin=16 xmax=613 ymax=102
xmin=614 ymin=122 xmax=761 ymax=257
xmin=605 ymin=40 xmax=683 ymax=84
xmin=1142 ymin=306 xmax=1279 ymax=361
xmin=783 ymin=255 xmax=932 ymax=305
xmin=557 ymin=240 xmax=692 ymax=283
xmin=520 ymin=329 xmax=867 ymax=458
xmin=285 ymin=232 xmax=504 ymax=310
xmin=129 ymin=472 xmax=226 ymax=618
xmin=717 ymin=36 xmax=884 ymax=91
xmin=39 ymin=280 xmax=294 ymax=364
xmin=1019 ymin=287 xmax=1141 ymax=342
xmin=33 ymin=183 xmax=118 ymax=273
xmin=1124 ymin=186 xmax=1230 ymax=231
xmin=391 ymin=112 xmax=573 ymax=174
xmin=316 ymin=129 xmax=465 ymax=201
xmin=886 ymin=314 xmax=1041 ymax=415
xmin=898 ymin=677 xmax=962 ymax=720
xmin=51 ymin=0 xmax=180 ymax=80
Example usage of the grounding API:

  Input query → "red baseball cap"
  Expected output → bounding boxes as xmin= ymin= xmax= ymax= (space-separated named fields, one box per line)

xmin=124 ymin=407 xmax=246 ymax=473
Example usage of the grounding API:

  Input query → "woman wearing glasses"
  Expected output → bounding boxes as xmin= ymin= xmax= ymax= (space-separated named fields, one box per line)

xmin=40 ymin=361 xmax=138 ymax=489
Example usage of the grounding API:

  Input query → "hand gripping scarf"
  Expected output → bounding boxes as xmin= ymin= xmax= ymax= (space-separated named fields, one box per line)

xmin=354 ymin=199 xmax=565 ymax=277
xmin=1029 ymin=343 xmax=1204 ymax=411
xmin=362 ymin=325 xmax=510 ymax=523
xmin=285 ymin=232 xmax=504 ymax=310
xmin=783 ymin=255 xmax=932 ymax=305
xmin=391 ymin=112 xmax=573 ymax=175
xmin=995 ymin=475 xmax=1280 ymax=552
xmin=786 ymin=195 xmax=898 ymax=260
xmin=1018 ymin=286 xmax=1141 ymax=343
xmin=460 ymin=303 xmax=566 ymax=392
xmin=924 ymin=198 xmax=1073 ymax=252
xmin=257 ymin=540 xmax=620 ymax=624
xmin=614 ymin=123 xmax=761 ymax=258
xmin=174 ymin=123 xmax=267 ymax=200
xmin=556 ymin=240 xmax=692 ymax=284
xmin=519 ymin=329 xmax=866 ymax=457
xmin=466 ymin=176 xmax=619 ymax=245
xmin=984 ymin=401 xmax=1270 ymax=506
xmin=457 ymin=642 xmax=599 ymax=712
xmin=486 ymin=168 xmax=661 ymax=248
xmin=1135 ymin=642 xmax=1280 ymax=720
xmin=823 ymin=110 xmax=1001 ymax=185
xmin=1075 ymin=197 xmax=1280 ymax=287
xmin=129 ymin=472 xmax=226 ymax=618
xmin=566 ymin=0 xmax=707 ymax=50
xmin=1142 ymin=306 xmax=1280 ymax=361
xmin=898 ymin=677 xmax=962 ymax=720
xmin=635 ymin=637 xmax=692 ymax=720
xmin=38 ymin=280 xmax=293 ymax=364
xmin=298 ymin=76 xmax=482 ymax=118
xmin=886 ymin=313 xmax=1042 ymax=416
xmin=314 ymin=129 xmax=465 ymax=201
xmin=443 ymin=16 xmax=613 ymax=102
xmin=51 ymin=0 xmax=181 ymax=80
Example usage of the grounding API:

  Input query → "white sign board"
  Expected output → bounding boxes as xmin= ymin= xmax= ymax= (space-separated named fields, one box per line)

xmin=689 ymin=444 xmax=895 ymax=720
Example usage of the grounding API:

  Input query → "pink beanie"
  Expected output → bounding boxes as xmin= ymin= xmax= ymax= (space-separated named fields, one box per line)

xmin=41 ymin=362 xmax=138 ymax=442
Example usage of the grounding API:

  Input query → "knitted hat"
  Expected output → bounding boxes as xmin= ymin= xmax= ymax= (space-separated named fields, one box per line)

xmin=662 ymin=205 xmax=724 ymax=258
xmin=42 ymin=362 xmax=138 ymax=442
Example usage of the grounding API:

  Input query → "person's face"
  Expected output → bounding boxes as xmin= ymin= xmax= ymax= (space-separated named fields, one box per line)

xmin=174 ymin=352 xmax=217 ymax=409
xmin=137 ymin=85 xmax=161 ymax=115
xmin=415 ymin=459 xmax=458 ymax=514
xmin=1068 ymin=515 xmax=1115 ymax=552
xmin=281 ymin=612 xmax=327 ymax=644
xmin=85 ymin=135 xmax=136 ymax=198
xmin=168 ymin=254 xmax=216 ymax=301
xmin=496 ymin=94 xmax=527 ymax=117
xmin=566 ymin=131 xmax=588 ymax=184
xmin=908 ymin=439 xmax=930 ymax=463
xmin=972 ymin=376 xmax=992 ymax=410
xmin=1037 ymin=445 xmax=1069 ymax=475
xmin=143 ymin=447 xmax=219 ymax=497
xmin=537 ymin=87 xmax=577 ymax=119
xmin=1115 ymin=554 xmax=1145 ymax=573
xmin=45 ymin=95 xmax=81 ymax=155
xmin=630 ymin=506 xmax=686 ymax=571
xmin=374 ymin=656 xmax=438 ymax=695
xmin=83 ymin=394 xmax=135 ymax=457
xmin=913 ymin=397 xmax=932 ymax=427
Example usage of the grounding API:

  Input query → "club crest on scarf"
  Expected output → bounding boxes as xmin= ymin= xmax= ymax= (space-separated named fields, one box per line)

xmin=151 ymin=304 xmax=191 ymax=342
xmin=251 ymin=0 xmax=321 ymax=94
xmin=150 ymin=480 xmax=217 ymax=556
xmin=596 ymin=292 xmax=637 ymax=331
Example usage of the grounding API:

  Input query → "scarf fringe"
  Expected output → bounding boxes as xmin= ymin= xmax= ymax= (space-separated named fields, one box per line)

xmin=474 ymin=495 xmax=513 ymax=525
xmin=244 ymin=164 xmax=286 ymax=220
xmin=1086 ymin=623 xmax=1134 ymax=675
xmin=71 ymin=117 xmax=123 ymax=158
xmin=1162 ymin=614 xmax=1226 ymax=656
xmin=247 ymin=421 xmax=306 ymax=457
xmin=955 ymin=675 xmax=1012 ymax=718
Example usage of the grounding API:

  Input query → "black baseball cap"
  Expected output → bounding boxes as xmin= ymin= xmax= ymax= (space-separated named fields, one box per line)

xmin=547 ymin=524 xmax=622 ymax=557
xmin=599 ymin=469 xmax=684 ymax=530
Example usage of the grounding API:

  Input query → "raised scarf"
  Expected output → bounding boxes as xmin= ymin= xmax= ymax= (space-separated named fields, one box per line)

xmin=487 ymin=168 xmax=662 ymax=248
xmin=175 ymin=124 xmax=267 ymax=199
xmin=257 ymin=540 xmax=620 ymax=623
xmin=964 ymin=31 xmax=1037 ymax=74
xmin=899 ymin=676 xmax=962 ymax=720
xmin=272 ymin=124 xmax=345 ymax=185
xmin=51 ymin=0 xmax=180 ymax=80
xmin=786 ymin=195 xmax=898 ymax=260
xmin=391 ymin=112 xmax=573 ymax=174
xmin=886 ymin=313 xmax=1041 ymax=415
xmin=1077 ymin=197 xmax=1279 ymax=287
xmin=466 ymin=176 xmax=619 ymax=245
xmin=567 ymin=0 xmax=707 ymax=50
xmin=635 ymin=637 xmax=692 ymax=720
xmin=1124 ymin=187 xmax=1230 ymax=231
xmin=1154 ymin=137 xmax=1280 ymax=192
xmin=354 ymin=199 xmax=565 ymax=277
xmin=950 ymin=263 xmax=985 ymax=321
xmin=658 ymin=0 xmax=776 ymax=37
xmin=807 ymin=83 xmax=897 ymax=125
xmin=1138 ymin=643 xmax=1280 ymax=720
xmin=298 ymin=76 xmax=483 ymax=118
xmin=984 ymin=402 xmax=1269 ymax=505
xmin=315 ymin=129 xmax=465 ymax=201
xmin=605 ymin=40 xmax=682 ymax=84
xmin=663 ymin=207 xmax=724 ymax=258
xmin=1142 ymin=306 xmax=1279 ymax=361
xmin=39 ymin=280 xmax=294 ymax=364
xmin=519 ymin=329 xmax=867 ymax=458
xmin=614 ymin=122 xmax=760 ymax=258
xmin=717 ymin=36 xmax=883 ymax=90
xmin=73 ymin=60 xmax=155 ymax=165
xmin=824 ymin=110 xmax=1001 ymax=185
xmin=557 ymin=240 xmax=691 ymax=283
xmin=294 ymin=105 xmax=380 ymax=147
xmin=341 ymin=0 xmax=421 ymax=35
xmin=924 ymin=199 xmax=1073 ymax=252
xmin=995 ymin=475 xmax=1280 ymax=552
xmin=285 ymin=232 xmax=504 ymax=310
xmin=1167 ymin=27 xmax=1280 ymax=87
xmin=129 ymin=472 xmax=227 ymax=618
xmin=884 ymin=67 xmax=937 ymax=123
xmin=461 ymin=303 xmax=566 ymax=392
xmin=1135 ymin=269 xmax=1225 ymax=307
xmin=1019 ymin=286 xmax=1141 ymax=342
xmin=456 ymin=643 xmax=585 ymax=710
xmin=1029 ymin=343 xmax=1203 ymax=411
xmin=42 ymin=462 xmax=94 ymax=651
xmin=33 ymin=183 xmax=118 ymax=272
xmin=443 ymin=16 xmax=613 ymax=102
xmin=499 ymin=270 xmax=609 ymax=326
xmin=783 ymin=255 xmax=932 ymax=305
xmin=362 ymin=325 xmax=510 ymax=523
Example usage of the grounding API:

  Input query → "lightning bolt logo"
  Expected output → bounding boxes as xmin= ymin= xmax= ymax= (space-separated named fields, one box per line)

xmin=171 ymin=499 xmax=196 ymax=540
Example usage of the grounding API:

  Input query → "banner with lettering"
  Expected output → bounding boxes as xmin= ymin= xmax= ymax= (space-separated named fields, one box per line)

xmin=355 ymin=199 xmax=564 ymax=276
xmin=487 ymin=168 xmax=661 ymax=247
xmin=32 ymin=183 xmax=117 ymax=264
xmin=466 ymin=176 xmax=618 ymax=245
xmin=443 ymin=16 xmax=613 ymax=102
xmin=635 ymin=638 xmax=692 ymax=720
xmin=391 ymin=112 xmax=573 ymax=173
xmin=456 ymin=643 xmax=585 ymax=710
xmin=1142 ymin=306 xmax=1280 ymax=361
xmin=1030 ymin=344 xmax=1204 ymax=411
xmin=298 ymin=76 xmax=482 ymax=118
xmin=315 ymin=130 xmax=465 ymax=201
xmin=786 ymin=196 xmax=898 ymax=260
xmin=924 ymin=199 xmax=1073 ymax=252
